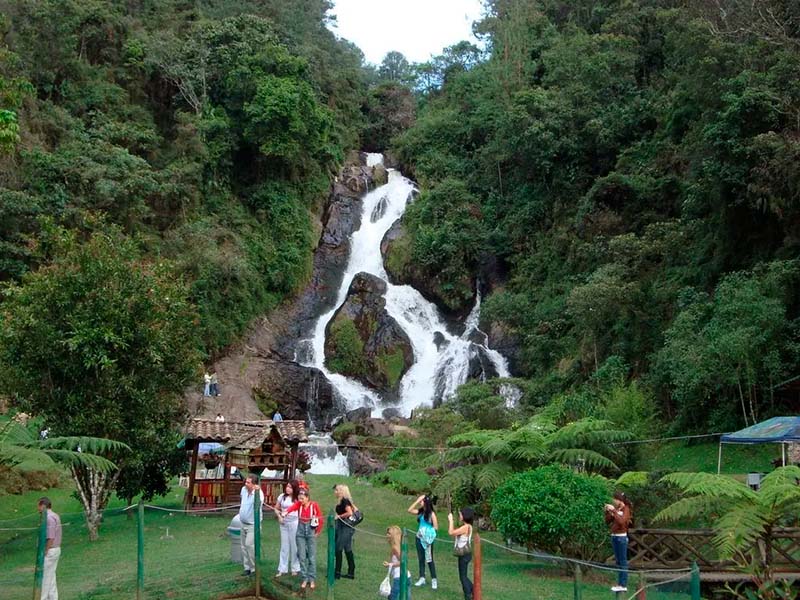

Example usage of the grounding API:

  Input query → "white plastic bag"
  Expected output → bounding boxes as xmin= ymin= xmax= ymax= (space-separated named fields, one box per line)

xmin=379 ymin=567 xmax=392 ymax=598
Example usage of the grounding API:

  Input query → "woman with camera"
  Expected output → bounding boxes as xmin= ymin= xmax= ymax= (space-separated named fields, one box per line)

xmin=407 ymin=494 xmax=438 ymax=589
xmin=283 ymin=488 xmax=323 ymax=590
xmin=333 ymin=483 xmax=357 ymax=580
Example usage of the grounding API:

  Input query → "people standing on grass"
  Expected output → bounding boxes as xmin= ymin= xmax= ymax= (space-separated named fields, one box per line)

xmin=408 ymin=494 xmax=438 ymax=589
xmin=333 ymin=483 xmax=357 ymax=580
xmin=284 ymin=487 xmax=323 ymax=590
xmin=605 ymin=491 xmax=633 ymax=593
xmin=37 ymin=497 xmax=62 ymax=600
xmin=238 ymin=474 xmax=264 ymax=577
xmin=274 ymin=480 xmax=301 ymax=577
xmin=448 ymin=507 xmax=474 ymax=600
xmin=384 ymin=525 xmax=412 ymax=600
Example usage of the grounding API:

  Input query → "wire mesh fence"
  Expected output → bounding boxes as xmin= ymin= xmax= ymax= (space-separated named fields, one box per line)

xmin=2 ymin=494 xmax=702 ymax=600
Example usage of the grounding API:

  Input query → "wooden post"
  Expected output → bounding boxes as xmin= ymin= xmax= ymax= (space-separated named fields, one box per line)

xmin=573 ymin=563 xmax=582 ymax=600
xmin=254 ymin=485 xmax=261 ymax=598
xmin=473 ymin=532 xmax=482 ymax=600
xmin=137 ymin=500 xmax=144 ymax=600
xmin=636 ymin=572 xmax=647 ymax=600
xmin=327 ymin=513 xmax=336 ymax=600
xmin=187 ymin=442 xmax=198 ymax=509
xmin=32 ymin=508 xmax=47 ymax=600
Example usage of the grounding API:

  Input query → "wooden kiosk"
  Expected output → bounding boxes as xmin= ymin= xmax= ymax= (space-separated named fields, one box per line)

xmin=181 ymin=419 xmax=308 ymax=510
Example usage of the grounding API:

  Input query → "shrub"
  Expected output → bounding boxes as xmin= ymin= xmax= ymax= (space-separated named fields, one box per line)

xmin=491 ymin=465 xmax=610 ymax=560
xmin=331 ymin=422 xmax=357 ymax=444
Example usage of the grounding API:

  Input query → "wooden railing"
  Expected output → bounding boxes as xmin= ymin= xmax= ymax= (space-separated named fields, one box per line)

xmin=628 ymin=528 xmax=800 ymax=571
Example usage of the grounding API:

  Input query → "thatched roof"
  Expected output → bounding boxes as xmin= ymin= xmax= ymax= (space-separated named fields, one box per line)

xmin=184 ymin=419 xmax=308 ymax=446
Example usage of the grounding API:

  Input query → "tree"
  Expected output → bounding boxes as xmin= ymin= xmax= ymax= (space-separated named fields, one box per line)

xmin=0 ymin=230 xmax=201 ymax=539
xmin=433 ymin=416 xmax=630 ymax=508
xmin=378 ymin=50 xmax=413 ymax=84
xmin=655 ymin=467 xmax=800 ymax=591
xmin=491 ymin=465 xmax=610 ymax=559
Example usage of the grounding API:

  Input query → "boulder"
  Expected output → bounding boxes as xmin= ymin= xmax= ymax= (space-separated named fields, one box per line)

xmin=345 ymin=406 xmax=371 ymax=423
xmin=324 ymin=273 xmax=414 ymax=394
xmin=256 ymin=359 xmax=340 ymax=429
xmin=347 ymin=447 xmax=386 ymax=476
xmin=381 ymin=218 xmax=475 ymax=317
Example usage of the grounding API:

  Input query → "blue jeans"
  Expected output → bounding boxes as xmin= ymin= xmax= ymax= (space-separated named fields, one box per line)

xmin=612 ymin=535 xmax=628 ymax=587
xmin=415 ymin=537 xmax=437 ymax=579
xmin=296 ymin=522 xmax=317 ymax=582
xmin=457 ymin=553 xmax=473 ymax=600
xmin=389 ymin=575 xmax=412 ymax=600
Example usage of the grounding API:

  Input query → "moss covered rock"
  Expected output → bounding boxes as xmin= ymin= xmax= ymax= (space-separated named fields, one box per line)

xmin=324 ymin=272 xmax=414 ymax=394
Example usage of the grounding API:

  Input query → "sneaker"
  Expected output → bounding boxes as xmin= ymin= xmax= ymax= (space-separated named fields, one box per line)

xmin=611 ymin=586 xmax=628 ymax=592
xmin=431 ymin=578 xmax=438 ymax=590
xmin=414 ymin=577 xmax=426 ymax=587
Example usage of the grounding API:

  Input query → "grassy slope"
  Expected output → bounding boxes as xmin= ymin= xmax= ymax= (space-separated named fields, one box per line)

xmin=638 ymin=441 xmax=777 ymax=475
xmin=0 ymin=474 xmax=690 ymax=599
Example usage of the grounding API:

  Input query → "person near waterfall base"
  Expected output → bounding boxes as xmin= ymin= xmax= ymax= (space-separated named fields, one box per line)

xmin=384 ymin=525 xmax=413 ymax=600
xmin=284 ymin=488 xmax=323 ymax=590
xmin=408 ymin=494 xmax=438 ymax=589
xmin=605 ymin=491 xmax=633 ymax=593
xmin=449 ymin=507 xmax=474 ymax=600
xmin=274 ymin=480 xmax=301 ymax=577
xmin=333 ymin=483 xmax=357 ymax=579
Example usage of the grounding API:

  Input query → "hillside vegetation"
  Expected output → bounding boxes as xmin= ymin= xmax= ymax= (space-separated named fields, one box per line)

xmin=392 ymin=0 xmax=800 ymax=434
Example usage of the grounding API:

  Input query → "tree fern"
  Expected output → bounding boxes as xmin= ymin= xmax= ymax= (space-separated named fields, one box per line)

xmin=660 ymin=472 xmax=757 ymax=501
xmin=653 ymin=495 xmax=726 ymax=524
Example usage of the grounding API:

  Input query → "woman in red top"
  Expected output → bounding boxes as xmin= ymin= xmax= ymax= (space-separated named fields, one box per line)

xmin=283 ymin=488 xmax=323 ymax=590
xmin=604 ymin=491 xmax=633 ymax=593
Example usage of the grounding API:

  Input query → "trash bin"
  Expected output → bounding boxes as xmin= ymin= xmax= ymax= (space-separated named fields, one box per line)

xmin=228 ymin=514 xmax=242 ymax=564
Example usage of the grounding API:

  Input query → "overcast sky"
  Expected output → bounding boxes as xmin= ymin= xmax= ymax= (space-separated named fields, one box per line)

xmin=329 ymin=0 xmax=485 ymax=65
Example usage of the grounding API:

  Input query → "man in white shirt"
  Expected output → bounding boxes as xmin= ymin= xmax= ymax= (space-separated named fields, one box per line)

xmin=238 ymin=474 xmax=263 ymax=576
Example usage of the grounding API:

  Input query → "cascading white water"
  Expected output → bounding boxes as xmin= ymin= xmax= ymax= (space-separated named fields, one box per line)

xmin=300 ymin=155 xmax=509 ymax=418
xmin=300 ymin=433 xmax=350 ymax=475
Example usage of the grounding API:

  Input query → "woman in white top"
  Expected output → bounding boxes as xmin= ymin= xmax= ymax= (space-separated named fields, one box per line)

xmin=273 ymin=480 xmax=301 ymax=576
xmin=448 ymin=507 xmax=475 ymax=600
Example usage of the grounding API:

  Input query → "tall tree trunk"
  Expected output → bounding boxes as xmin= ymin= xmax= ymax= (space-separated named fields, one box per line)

xmin=71 ymin=465 xmax=121 ymax=541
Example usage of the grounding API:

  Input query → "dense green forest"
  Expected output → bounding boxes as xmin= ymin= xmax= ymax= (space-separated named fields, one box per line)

xmin=0 ymin=0 xmax=368 ymax=355
xmin=390 ymin=0 xmax=800 ymax=434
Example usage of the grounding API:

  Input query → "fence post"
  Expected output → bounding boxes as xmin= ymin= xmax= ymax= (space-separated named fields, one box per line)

xmin=636 ymin=572 xmax=647 ymax=600
xmin=400 ymin=530 xmax=409 ymax=600
xmin=254 ymin=486 xmax=261 ymax=598
xmin=473 ymin=532 xmax=482 ymax=600
xmin=573 ymin=563 xmax=582 ymax=600
xmin=137 ymin=500 xmax=145 ymax=600
xmin=32 ymin=507 xmax=47 ymax=600
xmin=690 ymin=561 xmax=700 ymax=600
xmin=327 ymin=513 xmax=335 ymax=600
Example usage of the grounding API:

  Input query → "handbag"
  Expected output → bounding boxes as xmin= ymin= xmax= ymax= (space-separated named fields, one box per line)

xmin=379 ymin=566 xmax=392 ymax=597
xmin=453 ymin=525 xmax=472 ymax=557
xmin=348 ymin=506 xmax=364 ymax=526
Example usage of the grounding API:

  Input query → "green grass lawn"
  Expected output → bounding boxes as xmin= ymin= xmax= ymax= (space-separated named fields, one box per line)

xmin=0 ymin=474 xmax=695 ymax=599
xmin=637 ymin=440 xmax=778 ymax=475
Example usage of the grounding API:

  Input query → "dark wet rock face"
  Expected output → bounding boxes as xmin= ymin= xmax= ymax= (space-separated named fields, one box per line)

xmin=256 ymin=359 xmax=340 ymax=430
xmin=324 ymin=272 xmax=414 ymax=395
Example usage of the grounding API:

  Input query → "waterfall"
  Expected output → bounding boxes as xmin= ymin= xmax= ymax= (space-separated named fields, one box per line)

xmin=300 ymin=433 xmax=349 ymax=475
xmin=299 ymin=156 xmax=509 ymax=417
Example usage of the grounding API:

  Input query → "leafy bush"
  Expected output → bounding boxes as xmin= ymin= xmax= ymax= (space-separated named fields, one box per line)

xmin=331 ymin=422 xmax=357 ymax=444
xmin=491 ymin=465 xmax=610 ymax=560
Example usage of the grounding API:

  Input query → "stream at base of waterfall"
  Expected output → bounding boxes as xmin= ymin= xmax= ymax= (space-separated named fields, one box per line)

xmin=298 ymin=154 xmax=511 ymax=475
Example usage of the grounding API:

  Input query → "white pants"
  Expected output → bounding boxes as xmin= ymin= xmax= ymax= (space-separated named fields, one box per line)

xmin=278 ymin=519 xmax=300 ymax=574
xmin=241 ymin=523 xmax=255 ymax=572
xmin=42 ymin=547 xmax=61 ymax=600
